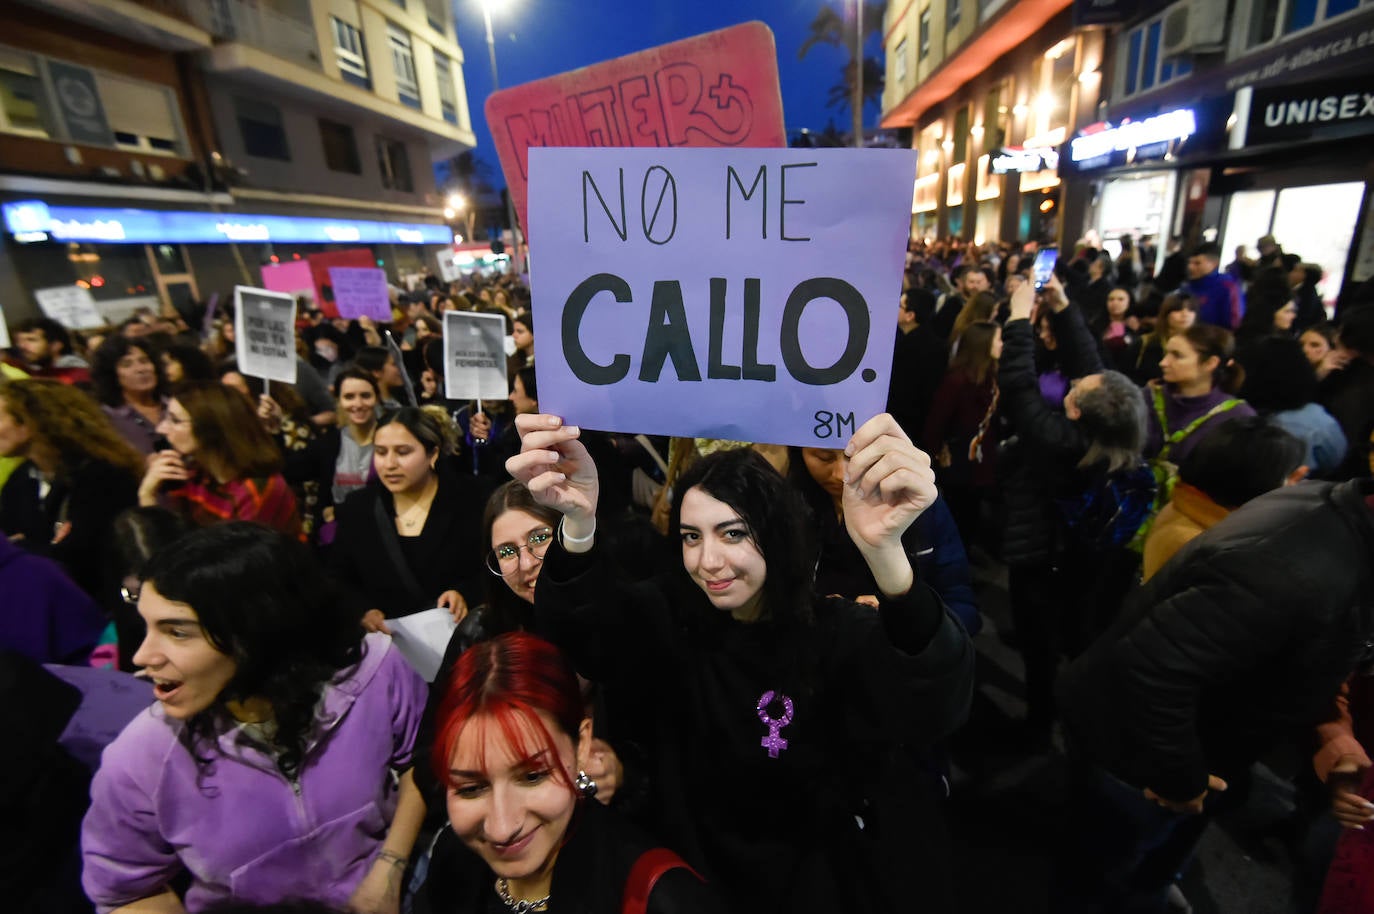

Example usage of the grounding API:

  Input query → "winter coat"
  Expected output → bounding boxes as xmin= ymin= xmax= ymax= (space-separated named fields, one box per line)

xmin=1059 ymin=479 xmax=1374 ymax=804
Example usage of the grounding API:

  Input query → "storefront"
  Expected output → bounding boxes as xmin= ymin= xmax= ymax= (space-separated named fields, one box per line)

xmin=1 ymin=198 xmax=452 ymax=325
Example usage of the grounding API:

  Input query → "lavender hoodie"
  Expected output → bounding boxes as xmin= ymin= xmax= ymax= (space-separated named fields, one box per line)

xmin=81 ymin=633 xmax=426 ymax=913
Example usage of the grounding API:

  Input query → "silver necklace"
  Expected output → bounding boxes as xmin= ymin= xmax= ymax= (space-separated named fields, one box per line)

xmin=496 ymin=877 xmax=549 ymax=913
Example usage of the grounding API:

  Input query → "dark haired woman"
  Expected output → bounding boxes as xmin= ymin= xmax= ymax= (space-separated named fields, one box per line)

xmin=507 ymin=309 xmax=534 ymax=381
xmin=424 ymin=631 xmax=722 ymax=914
xmin=91 ymin=336 xmax=168 ymax=456
xmin=508 ymin=411 xmax=975 ymax=913
xmin=159 ymin=341 xmax=215 ymax=386
xmin=355 ymin=345 xmax=407 ymax=409
xmin=331 ymin=407 xmax=484 ymax=631
xmin=81 ymin=523 xmax=427 ymax=913
xmin=1144 ymin=323 xmax=1257 ymax=466
xmin=0 ymin=379 xmax=143 ymax=596
xmin=923 ymin=320 xmax=1001 ymax=544
xmin=1123 ymin=293 xmax=1198 ymax=385
xmin=138 ymin=381 xmax=301 ymax=537
xmin=1238 ymin=335 xmax=1347 ymax=477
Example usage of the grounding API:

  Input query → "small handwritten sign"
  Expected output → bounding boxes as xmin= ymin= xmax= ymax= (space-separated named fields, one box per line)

xmin=443 ymin=311 xmax=509 ymax=401
xmin=234 ymin=286 xmax=298 ymax=384
xmin=328 ymin=266 xmax=392 ymax=321
xmin=528 ymin=147 xmax=917 ymax=447
xmin=34 ymin=285 xmax=104 ymax=330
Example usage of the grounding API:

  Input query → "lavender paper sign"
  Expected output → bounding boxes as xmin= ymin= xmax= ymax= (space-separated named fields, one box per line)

xmin=528 ymin=148 xmax=916 ymax=447
xmin=328 ymin=267 xmax=392 ymax=321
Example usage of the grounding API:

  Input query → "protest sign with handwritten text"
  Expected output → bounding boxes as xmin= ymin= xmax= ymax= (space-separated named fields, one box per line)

xmin=34 ymin=285 xmax=104 ymax=330
xmin=234 ymin=287 xmax=297 ymax=384
xmin=443 ymin=311 xmax=509 ymax=402
xmin=528 ymin=147 xmax=916 ymax=447
xmin=486 ymin=22 xmax=785 ymax=236
xmin=328 ymin=267 xmax=392 ymax=321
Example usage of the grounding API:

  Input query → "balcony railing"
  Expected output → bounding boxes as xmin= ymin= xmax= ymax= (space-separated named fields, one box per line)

xmin=188 ymin=0 xmax=322 ymax=72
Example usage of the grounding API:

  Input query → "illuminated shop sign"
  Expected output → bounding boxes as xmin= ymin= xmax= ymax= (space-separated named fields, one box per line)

xmin=991 ymin=146 xmax=1060 ymax=174
xmin=1 ymin=201 xmax=451 ymax=245
xmin=1247 ymin=76 xmax=1374 ymax=145
xmin=1069 ymin=108 xmax=1198 ymax=166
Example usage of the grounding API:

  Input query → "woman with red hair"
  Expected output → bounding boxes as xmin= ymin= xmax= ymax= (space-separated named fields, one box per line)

xmin=423 ymin=631 xmax=722 ymax=913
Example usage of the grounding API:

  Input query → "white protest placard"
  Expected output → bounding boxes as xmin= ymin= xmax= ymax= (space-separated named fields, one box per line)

xmin=436 ymin=252 xmax=461 ymax=283
xmin=0 ymin=305 xmax=9 ymax=350
xmin=34 ymin=285 xmax=105 ymax=330
xmin=443 ymin=311 xmax=509 ymax=401
xmin=387 ymin=608 xmax=458 ymax=682
xmin=528 ymin=147 xmax=917 ymax=447
xmin=233 ymin=286 xmax=298 ymax=384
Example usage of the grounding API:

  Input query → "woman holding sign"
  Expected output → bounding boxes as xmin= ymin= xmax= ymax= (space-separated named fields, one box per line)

xmin=330 ymin=406 xmax=485 ymax=632
xmin=507 ymin=411 xmax=974 ymax=914
xmin=138 ymin=381 xmax=301 ymax=537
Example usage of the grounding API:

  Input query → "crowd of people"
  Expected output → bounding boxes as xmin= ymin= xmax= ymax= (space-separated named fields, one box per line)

xmin=3 ymin=229 xmax=1374 ymax=914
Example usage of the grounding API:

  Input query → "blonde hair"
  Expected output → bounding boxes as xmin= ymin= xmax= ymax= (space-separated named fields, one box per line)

xmin=0 ymin=379 xmax=144 ymax=479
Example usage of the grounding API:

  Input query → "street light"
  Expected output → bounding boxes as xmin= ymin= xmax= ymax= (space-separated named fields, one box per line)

xmin=446 ymin=192 xmax=466 ymax=212
xmin=480 ymin=0 xmax=523 ymax=271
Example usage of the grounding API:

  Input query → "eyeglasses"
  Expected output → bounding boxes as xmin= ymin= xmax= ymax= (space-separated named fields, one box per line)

xmin=485 ymin=527 xmax=554 ymax=576
xmin=120 ymin=584 xmax=140 ymax=606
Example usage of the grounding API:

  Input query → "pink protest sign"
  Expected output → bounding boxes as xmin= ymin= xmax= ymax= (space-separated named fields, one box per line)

xmin=328 ymin=267 xmax=392 ymax=321
xmin=260 ymin=261 xmax=314 ymax=299
xmin=486 ymin=21 xmax=786 ymax=236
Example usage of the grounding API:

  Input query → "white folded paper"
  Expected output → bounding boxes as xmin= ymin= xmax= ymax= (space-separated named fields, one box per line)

xmin=387 ymin=608 xmax=458 ymax=682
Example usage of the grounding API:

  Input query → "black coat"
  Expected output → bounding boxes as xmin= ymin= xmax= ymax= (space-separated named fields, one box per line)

xmin=329 ymin=465 xmax=486 ymax=618
xmin=1059 ymin=479 xmax=1374 ymax=802
xmin=1319 ymin=358 xmax=1374 ymax=481
xmin=424 ymin=798 xmax=725 ymax=914
xmin=0 ymin=458 xmax=137 ymax=598
xmin=997 ymin=305 xmax=1103 ymax=566
xmin=887 ymin=326 xmax=948 ymax=443
xmin=535 ymin=541 xmax=974 ymax=914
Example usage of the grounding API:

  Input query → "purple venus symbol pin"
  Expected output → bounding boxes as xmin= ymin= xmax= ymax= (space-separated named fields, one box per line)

xmin=756 ymin=690 xmax=794 ymax=759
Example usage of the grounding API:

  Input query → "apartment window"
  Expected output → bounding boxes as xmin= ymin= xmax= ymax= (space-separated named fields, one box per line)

xmin=235 ymin=97 xmax=290 ymax=161
xmin=434 ymin=51 xmax=458 ymax=124
xmin=319 ymin=118 xmax=361 ymax=174
xmin=424 ymin=0 xmax=448 ymax=32
xmin=1248 ymin=0 xmax=1365 ymax=47
xmin=919 ymin=8 xmax=931 ymax=58
xmin=0 ymin=47 xmax=54 ymax=137
xmin=331 ymin=17 xmax=371 ymax=89
xmin=388 ymin=23 xmax=421 ymax=109
xmin=1120 ymin=13 xmax=1193 ymax=97
xmin=952 ymin=105 xmax=969 ymax=162
xmin=100 ymin=74 xmax=182 ymax=155
xmin=947 ymin=0 xmax=962 ymax=29
xmin=377 ymin=136 xmax=413 ymax=192
xmin=893 ymin=39 xmax=909 ymax=83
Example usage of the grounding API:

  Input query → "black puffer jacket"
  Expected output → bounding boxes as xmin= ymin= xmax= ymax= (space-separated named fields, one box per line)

xmin=1059 ymin=478 xmax=1374 ymax=802
xmin=998 ymin=304 xmax=1104 ymax=566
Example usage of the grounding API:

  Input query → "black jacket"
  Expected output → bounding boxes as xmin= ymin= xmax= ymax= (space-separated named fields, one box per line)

xmin=329 ymin=464 xmax=486 ymax=618
xmin=425 ymin=798 xmax=724 ymax=914
xmin=1059 ymin=479 xmax=1374 ymax=802
xmin=997 ymin=305 xmax=1103 ymax=566
xmin=0 ymin=458 xmax=138 ymax=598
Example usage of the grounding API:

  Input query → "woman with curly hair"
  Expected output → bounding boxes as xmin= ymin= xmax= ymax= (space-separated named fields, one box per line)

xmin=138 ymin=381 xmax=301 ymax=537
xmin=91 ymin=336 xmax=169 ymax=456
xmin=0 ymin=378 xmax=143 ymax=596
xmin=81 ymin=522 xmax=427 ymax=914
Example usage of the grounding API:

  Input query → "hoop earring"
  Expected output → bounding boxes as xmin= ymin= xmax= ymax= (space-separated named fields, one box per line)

xmin=575 ymin=770 xmax=597 ymax=799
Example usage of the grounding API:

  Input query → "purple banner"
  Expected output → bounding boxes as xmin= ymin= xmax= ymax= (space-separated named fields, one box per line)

xmin=528 ymin=147 xmax=917 ymax=447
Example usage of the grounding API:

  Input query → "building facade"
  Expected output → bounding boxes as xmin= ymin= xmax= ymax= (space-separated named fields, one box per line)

xmin=0 ymin=0 xmax=474 ymax=327
xmin=881 ymin=0 xmax=1102 ymax=247
xmin=1066 ymin=0 xmax=1374 ymax=307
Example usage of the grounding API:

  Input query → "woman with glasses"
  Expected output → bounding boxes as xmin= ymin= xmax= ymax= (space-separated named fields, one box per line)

xmin=137 ymin=381 xmax=301 ymax=537
xmin=330 ymin=407 xmax=485 ymax=633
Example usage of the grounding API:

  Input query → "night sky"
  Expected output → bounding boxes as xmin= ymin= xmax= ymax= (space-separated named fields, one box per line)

xmin=445 ymin=0 xmax=881 ymax=187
